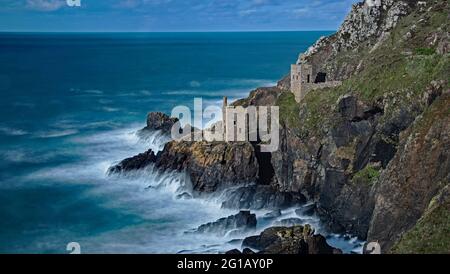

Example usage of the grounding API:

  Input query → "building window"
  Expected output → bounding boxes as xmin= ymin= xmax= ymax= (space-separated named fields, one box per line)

xmin=307 ymin=74 xmax=310 ymax=83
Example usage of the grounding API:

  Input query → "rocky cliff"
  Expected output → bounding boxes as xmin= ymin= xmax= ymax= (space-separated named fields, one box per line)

xmin=272 ymin=0 xmax=449 ymax=252
xmin=111 ymin=0 xmax=449 ymax=254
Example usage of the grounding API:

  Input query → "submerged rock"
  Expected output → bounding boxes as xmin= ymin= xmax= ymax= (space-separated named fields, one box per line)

xmin=263 ymin=209 xmax=282 ymax=220
xmin=295 ymin=204 xmax=316 ymax=217
xmin=273 ymin=218 xmax=304 ymax=227
xmin=241 ymin=225 xmax=342 ymax=254
xmin=176 ymin=192 xmax=193 ymax=200
xmin=195 ymin=211 xmax=257 ymax=237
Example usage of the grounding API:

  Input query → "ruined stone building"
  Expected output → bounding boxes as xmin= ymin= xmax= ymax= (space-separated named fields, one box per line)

xmin=291 ymin=54 xmax=342 ymax=102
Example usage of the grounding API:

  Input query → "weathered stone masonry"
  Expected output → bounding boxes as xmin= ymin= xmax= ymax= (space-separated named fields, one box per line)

xmin=291 ymin=54 xmax=342 ymax=102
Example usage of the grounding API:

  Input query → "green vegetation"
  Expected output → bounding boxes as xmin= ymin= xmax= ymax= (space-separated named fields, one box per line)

xmin=296 ymin=3 xmax=450 ymax=136
xmin=351 ymin=165 xmax=381 ymax=186
xmin=277 ymin=92 xmax=301 ymax=129
xmin=407 ymin=94 xmax=450 ymax=143
xmin=391 ymin=198 xmax=450 ymax=254
xmin=415 ymin=47 xmax=436 ymax=56
xmin=300 ymin=86 xmax=346 ymax=136
xmin=342 ymin=53 xmax=449 ymax=103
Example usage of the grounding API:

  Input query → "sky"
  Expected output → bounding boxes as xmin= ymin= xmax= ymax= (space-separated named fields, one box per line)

xmin=0 ymin=0 xmax=360 ymax=32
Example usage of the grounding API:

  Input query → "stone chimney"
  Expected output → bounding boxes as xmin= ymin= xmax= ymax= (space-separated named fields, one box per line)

xmin=222 ymin=96 xmax=228 ymax=133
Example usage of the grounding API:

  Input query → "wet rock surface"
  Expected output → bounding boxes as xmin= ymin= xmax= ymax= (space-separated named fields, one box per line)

xmin=221 ymin=185 xmax=306 ymax=210
xmin=155 ymin=141 xmax=259 ymax=193
xmin=263 ymin=209 xmax=282 ymax=220
xmin=195 ymin=211 xmax=257 ymax=236
xmin=240 ymin=225 xmax=342 ymax=254
xmin=108 ymin=149 xmax=157 ymax=174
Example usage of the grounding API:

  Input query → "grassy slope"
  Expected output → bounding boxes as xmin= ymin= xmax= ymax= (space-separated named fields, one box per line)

xmin=391 ymin=192 xmax=450 ymax=254
xmin=277 ymin=3 xmax=449 ymax=138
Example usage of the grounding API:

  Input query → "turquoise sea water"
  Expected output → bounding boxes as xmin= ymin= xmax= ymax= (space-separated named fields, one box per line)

xmin=0 ymin=31 xmax=362 ymax=254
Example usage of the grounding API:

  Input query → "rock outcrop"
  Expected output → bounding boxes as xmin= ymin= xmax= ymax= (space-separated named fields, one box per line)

xmin=154 ymin=141 xmax=259 ymax=193
xmin=241 ymin=225 xmax=342 ymax=254
xmin=221 ymin=185 xmax=305 ymax=210
xmin=233 ymin=87 xmax=280 ymax=107
xmin=266 ymin=0 xmax=450 ymax=252
xmin=142 ymin=112 xmax=178 ymax=133
xmin=108 ymin=149 xmax=157 ymax=174
xmin=195 ymin=211 xmax=257 ymax=236
xmin=368 ymin=94 xmax=450 ymax=251
xmin=301 ymin=0 xmax=419 ymax=81
xmin=110 ymin=140 xmax=259 ymax=193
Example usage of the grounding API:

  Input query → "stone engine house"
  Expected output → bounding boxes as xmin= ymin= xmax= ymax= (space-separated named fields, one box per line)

xmin=291 ymin=54 xmax=341 ymax=102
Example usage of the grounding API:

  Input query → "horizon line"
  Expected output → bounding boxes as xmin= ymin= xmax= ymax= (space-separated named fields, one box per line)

xmin=0 ymin=30 xmax=336 ymax=34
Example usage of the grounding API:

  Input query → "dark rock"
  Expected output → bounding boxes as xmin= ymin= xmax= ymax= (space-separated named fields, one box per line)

xmin=196 ymin=211 xmax=257 ymax=236
xmin=337 ymin=95 xmax=368 ymax=122
xmin=113 ymin=140 xmax=259 ymax=193
xmin=176 ymin=192 xmax=193 ymax=200
xmin=242 ymin=225 xmax=342 ymax=254
xmin=368 ymin=95 xmax=450 ymax=252
xmin=154 ymin=141 xmax=259 ymax=193
xmin=242 ymin=248 xmax=256 ymax=254
xmin=108 ymin=149 xmax=157 ymax=173
xmin=221 ymin=185 xmax=306 ymax=210
xmin=225 ymin=249 xmax=242 ymax=255
xmin=143 ymin=112 xmax=178 ymax=133
xmin=274 ymin=218 xmax=304 ymax=227
xmin=305 ymin=234 xmax=343 ymax=255
xmin=295 ymin=204 xmax=316 ymax=217
xmin=422 ymin=80 xmax=447 ymax=106
xmin=232 ymin=87 xmax=280 ymax=107
xmin=227 ymin=239 xmax=242 ymax=245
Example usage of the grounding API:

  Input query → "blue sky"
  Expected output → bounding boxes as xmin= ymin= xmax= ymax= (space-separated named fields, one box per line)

xmin=0 ymin=0 xmax=359 ymax=32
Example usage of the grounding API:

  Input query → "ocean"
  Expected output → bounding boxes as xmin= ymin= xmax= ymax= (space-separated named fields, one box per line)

xmin=0 ymin=31 xmax=362 ymax=254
